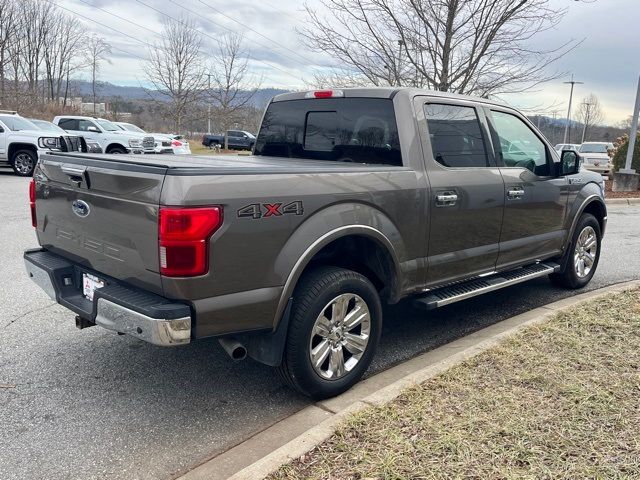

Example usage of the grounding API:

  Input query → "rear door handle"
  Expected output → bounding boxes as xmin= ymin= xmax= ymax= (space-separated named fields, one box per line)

xmin=507 ymin=188 xmax=524 ymax=199
xmin=435 ymin=193 xmax=458 ymax=206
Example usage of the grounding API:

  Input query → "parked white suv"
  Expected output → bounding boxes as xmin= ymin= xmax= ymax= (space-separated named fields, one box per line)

xmin=53 ymin=116 xmax=155 ymax=154
xmin=0 ymin=111 xmax=90 ymax=176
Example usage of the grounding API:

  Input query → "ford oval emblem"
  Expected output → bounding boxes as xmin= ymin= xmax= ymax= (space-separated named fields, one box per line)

xmin=72 ymin=200 xmax=90 ymax=218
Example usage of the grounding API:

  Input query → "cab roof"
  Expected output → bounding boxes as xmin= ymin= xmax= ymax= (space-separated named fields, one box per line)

xmin=271 ymin=87 xmax=510 ymax=109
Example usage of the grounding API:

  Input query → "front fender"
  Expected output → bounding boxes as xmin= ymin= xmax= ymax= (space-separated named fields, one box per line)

xmin=271 ymin=201 xmax=407 ymax=329
xmin=564 ymin=182 xmax=607 ymax=245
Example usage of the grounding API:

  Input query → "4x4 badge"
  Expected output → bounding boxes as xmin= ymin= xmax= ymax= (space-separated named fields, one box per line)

xmin=237 ymin=201 xmax=303 ymax=219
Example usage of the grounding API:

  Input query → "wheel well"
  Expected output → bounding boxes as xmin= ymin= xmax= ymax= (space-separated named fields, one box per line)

xmin=106 ymin=143 xmax=126 ymax=153
xmin=303 ymin=235 xmax=397 ymax=303
xmin=582 ymin=200 xmax=606 ymax=232
xmin=8 ymin=143 xmax=37 ymax=161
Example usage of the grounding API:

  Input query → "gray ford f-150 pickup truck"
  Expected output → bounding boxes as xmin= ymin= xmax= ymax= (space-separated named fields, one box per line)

xmin=24 ymin=88 xmax=606 ymax=399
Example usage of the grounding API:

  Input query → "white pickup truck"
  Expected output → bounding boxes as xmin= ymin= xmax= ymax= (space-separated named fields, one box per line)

xmin=0 ymin=111 xmax=95 ymax=176
xmin=53 ymin=116 xmax=156 ymax=154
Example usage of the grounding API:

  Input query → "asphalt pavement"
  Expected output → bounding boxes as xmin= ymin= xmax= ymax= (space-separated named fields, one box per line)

xmin=1 ymin=171 xmax=639 ymax=480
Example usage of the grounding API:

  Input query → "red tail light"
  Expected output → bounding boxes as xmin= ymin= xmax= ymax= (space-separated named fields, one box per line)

xmin=171 ymin=140 xmax=183 ymax=147
xmin=29 ymin=179 xmax=37 ymax=228
xmin=159 ymin=206 xmax=222 ymax=277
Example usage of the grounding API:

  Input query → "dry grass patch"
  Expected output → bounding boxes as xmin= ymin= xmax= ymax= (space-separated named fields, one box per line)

xmin=271 ymin=289 xmax=640 ymax=480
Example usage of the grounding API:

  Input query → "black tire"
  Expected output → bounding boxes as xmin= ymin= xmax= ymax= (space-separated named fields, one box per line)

xmin=108 ymin=146 xmax=127 ymax=154
xmin=550 ymin=213 xmax=601 ymax=289
xmin=277 ymin=266 xmax=382 ymax=399
xmin=10 ymin=149 xmax=37 ymax=177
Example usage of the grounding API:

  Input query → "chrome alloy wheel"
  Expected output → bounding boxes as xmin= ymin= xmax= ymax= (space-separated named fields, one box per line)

xmin=14 ymin=153 xmax=34 ymax=175
xmin=309 ymin=293 xmax=371 ymax=380
xmin=574 ymin=225 xmax=597 ymax=278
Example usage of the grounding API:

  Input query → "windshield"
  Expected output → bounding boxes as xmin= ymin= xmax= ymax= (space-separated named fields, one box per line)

xmin=120 ymin=123 xmax=146 ymax=133
xmin=579 ymin=143 xmax=608 ymax=154
xmin=0 ymin=115 xmax=38 ymax=131
xmin=254 ymin=98 xmax=402 ymax=166
xmin=30 ymin=119 xmax=66 ymax=133
xmin=96 ymin=119 xmax=120 ymax=131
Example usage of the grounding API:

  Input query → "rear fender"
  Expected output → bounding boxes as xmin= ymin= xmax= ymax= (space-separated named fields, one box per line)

xmin=271 ymin=202 xmax=406 ymax=330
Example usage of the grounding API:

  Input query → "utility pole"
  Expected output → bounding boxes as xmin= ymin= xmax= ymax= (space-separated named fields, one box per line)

xmin=396 ymin=39 xmax=404 ymax=87
xmin=623 ymin=75 xmax=640 ymax=173
xmin=580 ymin=100 xmax=594 ymax=143
xmin=206 ymin=73 xmax=212 ymax=134
xmin=563 ymin=75 xmax=583 ymax=144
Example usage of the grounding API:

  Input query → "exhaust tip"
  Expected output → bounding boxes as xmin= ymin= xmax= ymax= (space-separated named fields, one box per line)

xmin=218 ymin=337 xmax=247 ymax=361
xmin=231 ymin=345 xmax=247 ymax=361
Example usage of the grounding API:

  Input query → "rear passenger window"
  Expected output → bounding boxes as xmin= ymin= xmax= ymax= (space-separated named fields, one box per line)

xmin=425 ymin=104 xmax=489 ymax=168
xmin=57 ymin=118 xmax=78 ymax=130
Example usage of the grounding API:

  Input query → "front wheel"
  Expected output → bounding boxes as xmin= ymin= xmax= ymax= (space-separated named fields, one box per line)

xmin=11 ymin=149 xmax=37 ymax=176
xmin=277 ymin=266 xmax=382 ymax=399
xmin=550 ymin=213 xmax=601 ymax=289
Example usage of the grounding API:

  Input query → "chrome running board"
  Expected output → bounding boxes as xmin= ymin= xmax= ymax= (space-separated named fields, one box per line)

xmin=413 ymin=262 xmax=560 ymax=310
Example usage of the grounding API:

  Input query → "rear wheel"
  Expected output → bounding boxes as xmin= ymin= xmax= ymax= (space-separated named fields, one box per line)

xmin=277 ymin=266 xmax=382 ymax=399
xmin=550 ymin=213 xmax=601 ymax=289
xmin=11 ymin=149 xmax=37 ymax=177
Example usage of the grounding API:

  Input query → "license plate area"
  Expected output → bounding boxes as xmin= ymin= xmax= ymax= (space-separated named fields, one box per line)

xmin=82 ymin=273 xmax=105 ymax=301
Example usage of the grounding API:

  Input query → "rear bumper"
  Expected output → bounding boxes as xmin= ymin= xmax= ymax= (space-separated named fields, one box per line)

xmin=24 ymin=249 xmax=192 ymax=346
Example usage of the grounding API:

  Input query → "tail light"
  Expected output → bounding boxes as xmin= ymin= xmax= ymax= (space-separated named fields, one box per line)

xmin=171 ymin=140 xmax=183 ymax=147
xmin=29 ymin=179 xmax=36 ymax=228
xmin=159 ymin=206 xmax=222 ymax=277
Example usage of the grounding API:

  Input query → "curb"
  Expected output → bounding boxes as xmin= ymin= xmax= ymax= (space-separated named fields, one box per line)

xmin=606 ymin=197 xmax=640 ymax=205
xmin=178 ymin=280 xmax=640 ymax=480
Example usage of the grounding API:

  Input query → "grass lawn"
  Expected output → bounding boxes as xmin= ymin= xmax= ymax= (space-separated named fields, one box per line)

xmin=272 ymin=289 xmax=640 ymax=479
xmin=186 ymin=140 xmax=249 ymax=157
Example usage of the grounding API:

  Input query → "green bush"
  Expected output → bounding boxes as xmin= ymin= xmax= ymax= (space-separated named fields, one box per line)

xmin=612 ymin=133 xmax=640 ymax=172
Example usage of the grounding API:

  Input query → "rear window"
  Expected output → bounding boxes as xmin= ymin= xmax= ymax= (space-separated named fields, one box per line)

xmin=254 ymin=98 xmax=402 ymax=166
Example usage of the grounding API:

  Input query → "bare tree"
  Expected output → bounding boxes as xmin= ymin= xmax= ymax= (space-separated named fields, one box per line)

xmin=43 ymin=12 xmax=85 ymax=104
xmin=302 ymin=0 xmax=577 ymax=96
xmin=0 ymin=0 xmax=17 ymax=107
xmin=85 ymin=35 xmax=111 ymax=114
xmin=577 ymin=93 xmax=604 ymax=143
xmin=145 ymin=17 xmax=206 ymax=132
xmin=208 ymin=33 xmax=261 ymax=147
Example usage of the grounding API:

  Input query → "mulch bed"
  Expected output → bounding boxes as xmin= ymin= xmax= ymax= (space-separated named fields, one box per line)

xmin=605 ymin=180 xmax=640 ymax=199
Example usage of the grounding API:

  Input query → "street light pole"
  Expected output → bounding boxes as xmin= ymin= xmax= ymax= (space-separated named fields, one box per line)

xmin=563 ymin=75 xmax=583 ymax=144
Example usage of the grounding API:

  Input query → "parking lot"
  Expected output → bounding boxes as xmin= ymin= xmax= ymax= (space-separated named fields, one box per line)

xmin=1 ymin=170 xmax=639 ymax=480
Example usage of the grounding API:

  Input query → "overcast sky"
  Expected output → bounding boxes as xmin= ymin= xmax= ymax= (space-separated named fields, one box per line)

xmin=61 ymin=0 xmax=639 ymax=125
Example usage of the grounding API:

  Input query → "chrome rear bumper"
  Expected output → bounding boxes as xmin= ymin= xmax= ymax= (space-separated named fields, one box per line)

xmin=24 ymin=249 xmax=192 ymax=346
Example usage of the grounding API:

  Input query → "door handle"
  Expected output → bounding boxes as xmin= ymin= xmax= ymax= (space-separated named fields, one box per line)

xmin=435 ymin=193 xmax=458 ymax=206
xmin=507 ymin=188 xmax=525 ymax=199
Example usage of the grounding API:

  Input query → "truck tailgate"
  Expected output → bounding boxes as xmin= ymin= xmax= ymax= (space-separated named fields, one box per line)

xmin=35 ymin=154 xmax=167 ymax=294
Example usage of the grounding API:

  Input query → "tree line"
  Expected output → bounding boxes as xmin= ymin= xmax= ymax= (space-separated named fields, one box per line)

xmin=0 ymin=0 xmax=111 ymax=111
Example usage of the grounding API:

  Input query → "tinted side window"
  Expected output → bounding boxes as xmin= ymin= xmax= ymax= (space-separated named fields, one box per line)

xmin=58 ymin=119 xmax=79 ymax=130
xmin=255 ymin=98 xmax=402 ymax=166
xmin=425 ymin=104 xmax=489 ymax=168
xmin=489 ymin=111 xmax=549 ymax=176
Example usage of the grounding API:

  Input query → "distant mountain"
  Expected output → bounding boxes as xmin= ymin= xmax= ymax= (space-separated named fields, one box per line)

xmin=71 ymin=80 xmax=290 ymax=107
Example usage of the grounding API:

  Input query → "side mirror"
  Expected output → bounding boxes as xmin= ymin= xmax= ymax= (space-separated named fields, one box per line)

xmin=87 ymin=126 xmax=100 ymax=133
xmin=557 ymin=150 xmax=580 ymax=176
